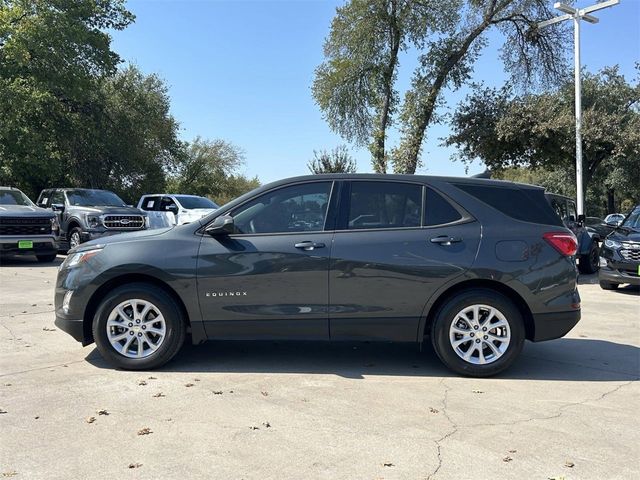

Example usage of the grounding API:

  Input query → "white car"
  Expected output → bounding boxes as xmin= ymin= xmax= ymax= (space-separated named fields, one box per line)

xmin=137 ymin=194 xmax=219 ymax=228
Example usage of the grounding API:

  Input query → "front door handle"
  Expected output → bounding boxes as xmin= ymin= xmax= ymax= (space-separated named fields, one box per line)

xmin=294 ymin=241 xmax=325 ymax=251
xmin=430 ymin=235 xmax=462 ymax=246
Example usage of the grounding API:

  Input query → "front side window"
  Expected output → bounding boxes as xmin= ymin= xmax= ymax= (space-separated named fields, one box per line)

xmin=232 ymin=182 xmax=332 ymax=234
xmin=347 ymin=181 xmax=422 ymax=230
xmin=51 ymin=191 xmax=65 ymax=206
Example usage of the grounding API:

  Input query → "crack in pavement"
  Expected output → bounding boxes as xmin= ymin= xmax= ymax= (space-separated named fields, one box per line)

xmin=424 ymin=379 xmax=636 ymax=479
xmin=0 ymin=309 xmax=55 ymax=319
xmin=0 ymin=319 xmax=17 ymax=340
xmin=0 ymin=359 xmax=86 ymax=377
xmin=427 ymin=378 xmax=458 ymax=480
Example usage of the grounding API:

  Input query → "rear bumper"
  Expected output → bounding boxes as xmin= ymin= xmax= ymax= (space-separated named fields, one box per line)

xmin=531 ymin=309 xmax=581 ymax=342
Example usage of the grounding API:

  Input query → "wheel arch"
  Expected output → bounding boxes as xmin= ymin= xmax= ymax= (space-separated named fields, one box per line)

xmin=82 ymin=273 xmax=193 ymax=345
xmin=419 ymin=279 xmax=535 ymax=342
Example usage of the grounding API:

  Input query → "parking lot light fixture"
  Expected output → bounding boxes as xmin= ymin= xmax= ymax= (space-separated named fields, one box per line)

xmin=537 ymin=0 xmax=620 ymax=218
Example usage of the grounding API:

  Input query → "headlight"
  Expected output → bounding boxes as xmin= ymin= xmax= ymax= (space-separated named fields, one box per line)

xmin=86 ymin=214 xmax=101 ymax=228
xmin=61 ymin=247 xmax=104 ymax=269
xmin=604 ymin=238 xmax=622 ymax=249
xmin=50 ymin=216 xmax=59 ymax=232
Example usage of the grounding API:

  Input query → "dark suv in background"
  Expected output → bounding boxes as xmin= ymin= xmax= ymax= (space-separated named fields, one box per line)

xmin=54 ymin=175 xmax=580 ymax=377
xmin=599 ymin=205 xmax=640 ymax=290
xmin=0 ymin=186 xmax=59 ymax=262
xmin=36 ymin=188 xmax=147 ymax=250
xmin=546 ymin=193 xmax=601 ymax=274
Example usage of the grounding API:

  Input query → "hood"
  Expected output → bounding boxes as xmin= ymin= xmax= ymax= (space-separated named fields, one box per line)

xmin=71 ymin=206 xmax=146 ymax=215
xmin=74 ymin=227 xmax=174 ymax=251
xmin=0 ymin=204 xmax=55 ymax=218
xmin=608 ymin=228 xmax=640 ymax=243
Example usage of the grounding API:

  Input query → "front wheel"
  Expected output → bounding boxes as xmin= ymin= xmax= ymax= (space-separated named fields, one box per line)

xmin=92 ymin=283 xmax=186 ymax=370
xmin=68 ymin=227 xmax=83 ymax=250
xmin=431 ymin=289 xmax=525 ymax=377
xmin=578 ymin=243 xmax=600 ymax=274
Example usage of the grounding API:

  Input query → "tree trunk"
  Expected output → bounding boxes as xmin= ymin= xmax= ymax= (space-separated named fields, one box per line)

xmin=607 ymin=188 xmax=615 ymax=214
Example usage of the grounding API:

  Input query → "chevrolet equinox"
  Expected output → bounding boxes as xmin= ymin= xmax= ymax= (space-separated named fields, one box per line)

xmin=55 ymin=175 xmax=581 ymax=377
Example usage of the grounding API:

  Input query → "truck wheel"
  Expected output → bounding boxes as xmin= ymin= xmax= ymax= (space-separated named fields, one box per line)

xmin=599 ymin=281 xmax=619 ymax=290
xmin=92 ymin=283 xmax=186 ymax=370
xmin=68 ymin=227 xmax=83 ymax=250
xmin=36 ymin=253 xmax=58 ymax=263
xmin=431 ymin=288 xmax=525 ymax=377
xmin=578 ymin=243 xmax=599 ymax=274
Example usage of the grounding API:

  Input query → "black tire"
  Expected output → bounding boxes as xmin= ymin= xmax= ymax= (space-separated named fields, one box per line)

xmin=430 ymin=288 xmax=525 ymax=377
xmin=92 ymin=283 xmax=186 ymax=370
xmin=599 ymin=281 xmax=619 ymax=290
xmin=36 ymin=253 xmax=58 ymax=263
xmin=578 ymin=243 xmax=600 ymax=274
xmin=68 ymin=227 xmax=83 ymax=250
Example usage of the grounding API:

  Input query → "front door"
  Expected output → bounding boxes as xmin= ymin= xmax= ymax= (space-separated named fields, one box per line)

xmin=329 ymin=181 xmax=480 ymax=342
xmin=197 ymin=181 xmax=336 ymax=340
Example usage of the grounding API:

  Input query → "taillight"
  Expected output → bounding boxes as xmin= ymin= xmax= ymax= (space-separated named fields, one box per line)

xmin=543 ymin=232 xmax=578 ymax=256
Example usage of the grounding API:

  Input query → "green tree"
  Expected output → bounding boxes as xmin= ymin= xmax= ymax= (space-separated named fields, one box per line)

xmin=167 ymin=137 xmax=259 ymax=206
xmin=314 ymin=0 xmax=569 ymax=174
xmin=308 ymin=145 xmax=357 ymax=174
xmin=446 ymin=66 xmax=640 ymax=215
xmin=0 ymin=0 xmax=135 ymax=198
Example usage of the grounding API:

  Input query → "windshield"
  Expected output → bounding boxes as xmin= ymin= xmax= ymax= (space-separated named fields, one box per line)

xmin=67 ymin=190 xmax=126 ymax=207
xmin=175 ymin=195 xmax=218 ymax=209
xmin=0 ymin=189 xmax=34 ymax=206
xmin=621 ymin=207 xmax=640 ymax=230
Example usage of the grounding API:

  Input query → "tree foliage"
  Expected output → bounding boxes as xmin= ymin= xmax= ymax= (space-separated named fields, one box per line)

xmin=167 ymin=137 xmax=260 ymax=206
xmin=314 ymin=0 xmax=569 ymax=174
xmin=308 ymin=145 xmax=357 ymax=174
xmin=447 ymin=66 xmax=640 ymax=215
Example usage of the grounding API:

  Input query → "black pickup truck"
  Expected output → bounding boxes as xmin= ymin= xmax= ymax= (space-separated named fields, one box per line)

xmin=36 ymin=188 xmax=148 ymax=250
xmin=0 ymin=186 xmax=59 ymax=262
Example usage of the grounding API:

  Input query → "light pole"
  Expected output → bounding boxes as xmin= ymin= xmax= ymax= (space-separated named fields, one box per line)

xmin=538 ymin=0 xmax=620 ymax=218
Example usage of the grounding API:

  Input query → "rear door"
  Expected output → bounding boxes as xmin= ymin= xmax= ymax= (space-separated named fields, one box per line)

xmin=329 ymin=181 xmax=480 ymax=342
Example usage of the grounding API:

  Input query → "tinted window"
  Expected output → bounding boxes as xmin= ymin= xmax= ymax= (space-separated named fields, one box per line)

xmin=51 ymin=190 xmax=65 ymax=205
xmin=67 ymin=190 xmax=125 ymax=207
xmin=455 ymin=183 xmax=562 ymax=226
xmin=425 ymin=188 xmax=462 ymax=226
xmin=0 ymin=189 xmax=33 ymax=206
xmin=175 ymin=196 xmax=218 ymax=209
xmin=140 ymin=196 xmax=161 ymax=211
xmin=347 ymin=181 xmax=422 ymax=230
xmin=232 ymin=182 xmax=332 ymax=234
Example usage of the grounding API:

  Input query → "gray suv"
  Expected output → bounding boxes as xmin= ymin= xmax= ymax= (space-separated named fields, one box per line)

xmin=0 ymin=186 xmax=58 ymax=262
xmin=54 ymin=175 xmax=581 ymax=377
xmin=36 ymin=188 xmax=147 ymax=250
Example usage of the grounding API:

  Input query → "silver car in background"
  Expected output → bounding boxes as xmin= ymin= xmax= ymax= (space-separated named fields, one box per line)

xmin=137 ymin=194 xmax=219 ymax=228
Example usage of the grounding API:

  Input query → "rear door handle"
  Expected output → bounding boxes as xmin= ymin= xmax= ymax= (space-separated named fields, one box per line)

xmin=294 ymin=241 xmax=326 ymax=251
xmin=430 ymin=235 xmax=462 ymax=246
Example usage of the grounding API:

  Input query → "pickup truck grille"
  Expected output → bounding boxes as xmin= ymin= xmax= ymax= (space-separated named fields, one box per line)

xmin=103 ymin=215 xmax=145 ymax=230
xmin=620 ymin=248 xmax=640 ymax=262
xmin=0 ymin=217 xmax=52 ymax=236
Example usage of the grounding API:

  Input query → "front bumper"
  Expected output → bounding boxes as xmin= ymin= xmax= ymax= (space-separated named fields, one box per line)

xmin=54 ymin=314 xmax=87 ymax=345
xmin=531 ymin=309 xmax=581 ymax=342
xmin=599 ymin=264 xmax=640 ymax=286
xmin=0 ymin=236 xmax=57 ymax=255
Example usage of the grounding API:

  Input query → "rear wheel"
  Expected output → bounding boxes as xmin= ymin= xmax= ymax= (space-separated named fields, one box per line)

xmin=92 ymin=283 xmax=186 ymax=370
xmin=578 ymin=243 xmax=600 ymax=274
xmin=599 ymin=281 xmax=619 ymax=290
xmin=431 ymin=289 xmax=525 ymax=377
xmin=36 ymin=253 xmax=57 ymax=263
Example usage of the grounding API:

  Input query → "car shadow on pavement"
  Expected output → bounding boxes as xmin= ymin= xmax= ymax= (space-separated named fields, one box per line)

xmin=86 ymin=337 xmax=639 ymax=381
xmin=0 ymin=255 xmax=64 ymax=267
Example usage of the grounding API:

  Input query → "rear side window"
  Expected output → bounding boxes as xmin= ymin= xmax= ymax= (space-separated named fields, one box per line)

xmin=454 ymin=183 xmax=562 ymax=226
xmin=425 ymin=188 xmax=462 ymax=226
xmin=347 ymin=181 xmax=422 ymax=230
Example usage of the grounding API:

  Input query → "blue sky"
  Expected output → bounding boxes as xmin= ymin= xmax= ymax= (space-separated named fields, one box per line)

xmin=111 ymin=0 xmax=640 ymax=183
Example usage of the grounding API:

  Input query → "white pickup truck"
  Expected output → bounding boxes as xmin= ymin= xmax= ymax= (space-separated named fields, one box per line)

xmin=137 ymin=194 xmax=219 ymax=228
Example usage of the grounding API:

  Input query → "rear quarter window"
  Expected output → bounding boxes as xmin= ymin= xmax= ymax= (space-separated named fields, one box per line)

xmin=453 ymin=183 xmax=563 ymax=226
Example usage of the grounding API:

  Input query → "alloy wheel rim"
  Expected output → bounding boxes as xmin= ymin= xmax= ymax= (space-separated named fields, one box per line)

xmin=106 ymin=299 xmax=166 ymax=359
xmin=70 ymin=232 xmax=80 ymax=249
xmin=449 ymin=304 xmax=511 ymax=365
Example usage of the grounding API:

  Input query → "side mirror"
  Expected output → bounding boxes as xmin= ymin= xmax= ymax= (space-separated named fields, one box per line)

xmin=166 ymin=204 xmax=179 ymax=214
xmin=51 ymin=203 xmax=65 ymax=212
xmin=205 ymin=215 xmax=234 ymax=236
